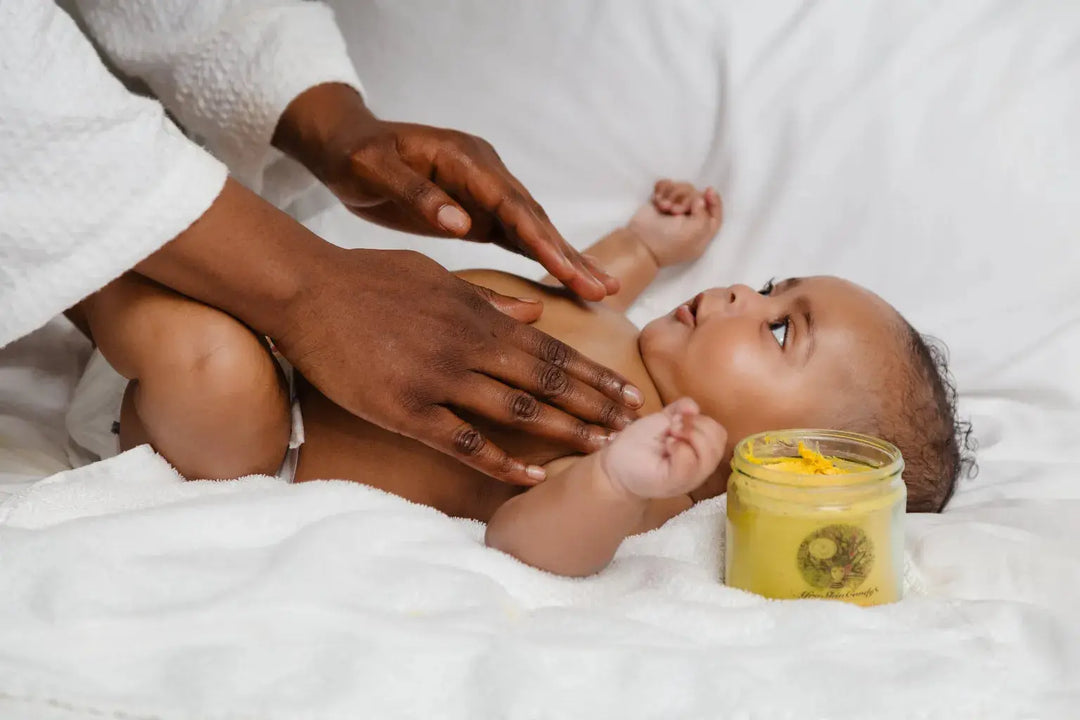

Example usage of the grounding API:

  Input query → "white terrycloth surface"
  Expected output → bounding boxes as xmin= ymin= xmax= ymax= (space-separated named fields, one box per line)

xmin=0 ymin=443 xmax=1076 ymax=720
xmin=3 ymin=1 xmax=1080 ymax=717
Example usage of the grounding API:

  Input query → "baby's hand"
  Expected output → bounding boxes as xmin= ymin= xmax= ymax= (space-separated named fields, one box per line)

xmin=628 ymin=180 xmax=723 ymax=267
xmin=600 ymin=398 xmax=727 ymax=500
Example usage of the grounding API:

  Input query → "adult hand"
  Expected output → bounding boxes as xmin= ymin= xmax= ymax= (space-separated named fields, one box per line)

xmin=137 ymin=181 xmax=644 ymax=485
xmin=273 ymin=82 xmax=619 ymax=302
xmin=276 ymin=249 xmax=641 ymax=485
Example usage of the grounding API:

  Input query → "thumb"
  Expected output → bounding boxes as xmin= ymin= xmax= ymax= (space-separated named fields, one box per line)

xmin=470 ymin=283 xmax=544 ymax=324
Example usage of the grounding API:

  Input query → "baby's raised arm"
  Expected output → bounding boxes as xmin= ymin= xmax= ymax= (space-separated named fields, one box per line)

xmin=543 ymin=181 xmax=722 ymax=312
xmin=484 ymin=398 xmax=726 ymax=576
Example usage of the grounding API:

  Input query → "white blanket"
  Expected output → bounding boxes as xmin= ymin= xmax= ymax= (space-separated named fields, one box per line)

xmin=0 ymin=436 xmax=1077 ymax=719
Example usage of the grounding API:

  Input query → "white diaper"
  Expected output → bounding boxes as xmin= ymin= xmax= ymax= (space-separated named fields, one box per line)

xmin=65 ymin=349 xmax=305 ymax=482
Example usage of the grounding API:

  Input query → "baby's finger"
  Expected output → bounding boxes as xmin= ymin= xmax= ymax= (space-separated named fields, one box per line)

xmin=704 ymin=187 xmax=722 ymax=218
xmin=667 ymin=437 xmax=708 ymax=483
xmin=670 ymin=186 xmax=695 ymax=214
xmin=664 ymin=432 xmax=695 ymax=461
xmin=653 ymin=179 xmax=674 ymax=208
xmin=686 ymin=416 xmax=728 ymax=463
xmin=663 ymin=397 xmax=700 ymax=418
xmin=672 ymin=411 xmax=701 ymax=444
xmin=704 ymin=187 xmax=724 ymax=231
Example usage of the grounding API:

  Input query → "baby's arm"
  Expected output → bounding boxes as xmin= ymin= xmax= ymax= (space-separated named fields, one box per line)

xmin=542 ymin=181 xmax=722 ymax=312
xmin=484 ymin=398 xmax=726 ymax=577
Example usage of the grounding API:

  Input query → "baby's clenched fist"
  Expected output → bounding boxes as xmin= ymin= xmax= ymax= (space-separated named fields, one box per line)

xmin=628 ymin=180 xmax=722 ymax=267
xmin=600 ymin=397 xmax=727 ymax=500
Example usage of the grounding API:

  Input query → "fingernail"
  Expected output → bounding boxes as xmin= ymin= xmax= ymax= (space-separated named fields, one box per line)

xmin=526 ymin=465 xmax=547 ymax=482
xmin=596 ymin=431 xmax=616 ymax=446
xmin=517 ymin=296 xmax=541 ymax=305
xmin=437 ymin=205 xmax=470 ymax=233
xmin=622 ymin=385 xmax=644 ymax=408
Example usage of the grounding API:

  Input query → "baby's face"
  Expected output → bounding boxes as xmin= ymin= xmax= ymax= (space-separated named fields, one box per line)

xmin=639 ymin=276 xmax=904 ymax=498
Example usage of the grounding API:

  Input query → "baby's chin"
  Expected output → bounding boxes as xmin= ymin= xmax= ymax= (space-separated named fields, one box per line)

xmin=637 ymin=317 xmax=685 ymax=405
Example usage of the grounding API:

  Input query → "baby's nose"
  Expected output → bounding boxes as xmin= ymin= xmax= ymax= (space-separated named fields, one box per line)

xmin=700 ymin=284 xmax=756 ymax=318
xmin=721 ymin=284 xmax=758 ymax=307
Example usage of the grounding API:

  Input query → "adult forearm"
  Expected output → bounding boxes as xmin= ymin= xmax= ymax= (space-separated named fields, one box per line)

xmin=135 ymin=178 xmax=336 ymax=341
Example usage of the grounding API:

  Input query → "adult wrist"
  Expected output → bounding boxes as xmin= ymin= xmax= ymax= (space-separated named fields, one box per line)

xmin=136 ymin=178 xmax=341 ymax=341
xmin=272 ymin=82 xmax=377 ymax=182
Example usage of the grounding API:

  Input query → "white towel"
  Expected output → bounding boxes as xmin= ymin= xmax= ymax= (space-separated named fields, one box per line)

xmin=0 ymin=447 xmax=1072 ymax=719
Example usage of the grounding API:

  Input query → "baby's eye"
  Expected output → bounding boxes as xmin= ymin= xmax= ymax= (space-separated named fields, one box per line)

xmin=758 ymin=278 xmax=776 ymax=296
xmin=769 ymin=319 xmax=789 ymax=348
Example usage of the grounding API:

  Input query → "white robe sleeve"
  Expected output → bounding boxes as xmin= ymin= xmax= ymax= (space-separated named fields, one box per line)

xmin=0 ymin=0 xmax=228 ymax=348
xmin=73 ymin=0 xmax=365 ymax=206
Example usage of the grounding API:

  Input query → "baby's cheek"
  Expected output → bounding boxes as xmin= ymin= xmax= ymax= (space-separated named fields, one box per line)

xmin=686 ymin=340 xmax=797 ymax=433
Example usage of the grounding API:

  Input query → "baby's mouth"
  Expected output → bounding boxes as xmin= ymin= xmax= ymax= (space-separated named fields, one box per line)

xmin=674 ymin=293 xmax=702 ymax=328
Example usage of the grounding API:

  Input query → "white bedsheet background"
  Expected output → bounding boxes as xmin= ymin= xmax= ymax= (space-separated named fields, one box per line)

xmin=2 ymin=1 xmax=1079 ymax=717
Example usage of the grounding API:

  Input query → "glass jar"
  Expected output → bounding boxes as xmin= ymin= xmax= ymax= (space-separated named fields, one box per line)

xmin=725 ymin=430 xmax=906 ymax=606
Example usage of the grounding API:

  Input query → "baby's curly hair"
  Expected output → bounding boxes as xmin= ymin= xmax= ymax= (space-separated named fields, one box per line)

xmin=869 ymin=324 xmax=977 ymax=512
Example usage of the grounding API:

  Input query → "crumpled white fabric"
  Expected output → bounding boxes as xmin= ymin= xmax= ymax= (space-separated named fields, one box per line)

xmin=0 ymin=0 xmax=362 ymax=348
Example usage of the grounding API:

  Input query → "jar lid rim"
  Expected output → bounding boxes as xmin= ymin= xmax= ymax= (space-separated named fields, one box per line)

xmin=731 ymin=429 xmax=904 ymax=487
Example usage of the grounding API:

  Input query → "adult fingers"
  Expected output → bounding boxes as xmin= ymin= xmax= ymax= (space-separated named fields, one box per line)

xmin=582 ymin=254 xmax=621 ymax=295
xmin=490 ymin=192 xmax=609 ymax=300
xmin=414 ymin=405 xmax=544 ymax=486
xmin=512 ymin=324 xmax=644 ymax=409
xmin=483 ymin=344 xmax=639 ymax=431
xmin=451 ymin=374 xmax=613 ymax=454
xmin=358 ymin=155 xmax=473 ymax=236
xmin=440 ymin=148 xmax=611 ymax=300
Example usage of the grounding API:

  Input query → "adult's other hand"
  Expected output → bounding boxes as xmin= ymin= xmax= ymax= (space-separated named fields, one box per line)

xmin=273 ymin=83 xmax=619 ymax=302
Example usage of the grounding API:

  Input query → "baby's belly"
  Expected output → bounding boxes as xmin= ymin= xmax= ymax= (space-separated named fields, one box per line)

xmin=294 ymin=381 xmax=554 ymax=521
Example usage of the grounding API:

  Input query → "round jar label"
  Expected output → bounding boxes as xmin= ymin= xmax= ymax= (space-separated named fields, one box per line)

xmin=796 ymin=524 xmax=876 ymax=596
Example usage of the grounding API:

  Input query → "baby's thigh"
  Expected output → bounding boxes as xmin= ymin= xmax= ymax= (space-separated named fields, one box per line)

xmin=86 ymin=274 xmax=291 ymax=478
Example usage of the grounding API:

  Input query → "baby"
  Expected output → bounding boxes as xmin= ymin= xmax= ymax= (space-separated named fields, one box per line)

xmin=68 ymin=180 xmax=969 ymax=577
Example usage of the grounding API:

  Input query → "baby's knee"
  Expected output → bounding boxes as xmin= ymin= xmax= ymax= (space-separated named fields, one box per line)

xmin=161 ymin=314 xmax=278 ymax=396
xmin=136 ymin=312 xmax=288 ymax=436
xmin=127 ymin=313 xmax=292 ymax=479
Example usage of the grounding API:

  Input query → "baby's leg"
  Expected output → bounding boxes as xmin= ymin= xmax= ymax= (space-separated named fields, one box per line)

xmin=76 ymin=273 xmax=291 ymax=479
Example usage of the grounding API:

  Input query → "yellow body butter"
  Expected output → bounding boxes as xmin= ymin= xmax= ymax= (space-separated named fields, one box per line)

xmin=725 ymin=430 xmax=906 ymax=606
